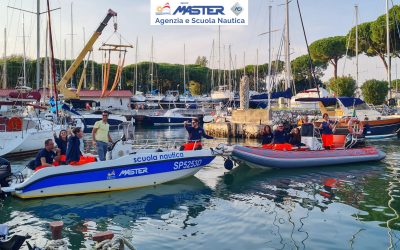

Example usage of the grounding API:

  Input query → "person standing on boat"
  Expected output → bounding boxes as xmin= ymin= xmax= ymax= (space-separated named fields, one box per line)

xmin=34 ymin=139 xmax=61 ymax=170
xmin=183 ymin=118 xmax=213 ymax=150
xmin=318 ymin=113 xmax=335 ymax=149
xmin=92 ymin=111 xmax=113 ymax=161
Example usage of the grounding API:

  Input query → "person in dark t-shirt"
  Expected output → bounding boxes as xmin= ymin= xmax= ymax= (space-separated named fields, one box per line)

xmin=34 ymin=139 xmax=61 ymax=168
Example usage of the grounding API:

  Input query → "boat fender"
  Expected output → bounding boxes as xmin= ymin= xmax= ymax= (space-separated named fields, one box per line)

xmin=6 ymin=117 xmax=22 ymax=132
xmin=224 ymin=159 xmax=234 ymax=170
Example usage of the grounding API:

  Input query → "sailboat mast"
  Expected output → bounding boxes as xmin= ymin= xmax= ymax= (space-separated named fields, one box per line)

xmin=211 ymin=39 xmax=215 ymax=92
xmin=2 ymin=27 xmax=6 ymax=89
xmin=285 ymin=0 xmax=291 ymax=91
xmin=64 ymin=39 xmax=67 ymax=75
xmin=151 ymin=36 xmax=154 ymax=92
xmin=36 ymin=0 xmax=40 ymax=90
xmin=184 ymin=43 xmax=186 ymax=92
xmin=229 ymin=45 xmax=232 ymax=92
xmin=355 ymin=5 xmax=359 ymax=91
xmin=256 ymin=48 xmax=259 ymax=92
xmin=267 ymin=5 xmax=272 ymax=108
xmin=218 ymin=25 xmax=221 ymax=87
xmin=70 ymin=2 xmax=74 ymax=87
xmin=22 ymin=14 xmax=27 ymax=86
xmin=386 ymin=0 xmax=392 ymax=99
xmin=135 ymin=36 xmax=138 ymax=94
xmin=44 ymin=21 xmax=49 ymax=90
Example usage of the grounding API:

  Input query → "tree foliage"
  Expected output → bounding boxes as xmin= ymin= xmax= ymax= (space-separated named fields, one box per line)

xmin=194 ymin=56 xmax=208 ymax=67
xmin=189 ymin=80 xmax=201 ymax=95
xmin=361 ymin=79 xmax=389 ymax=105
xmin=309 ymin=36 xmax=347 ymax=79
xmin=291 ymin=54 xmax=328 ymax=91
xmin=328 ymin=76 xmax=356 ymax=97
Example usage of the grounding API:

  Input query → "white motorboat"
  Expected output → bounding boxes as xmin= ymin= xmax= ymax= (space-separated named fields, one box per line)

xmin=193 ymin=95 xmax=212 ymax=102
xmin=179 ymin=92 xmax=196 ymax=102
xmin=146 ymin=93 xmax=164 ymax=102
xmin=131 ymin=91 xmax=146 ymax=102
xmin=143 ymin=108 xmax=194 ymax=126
xmin=163 ymin=90 xmax=179 ymax=102
xmin=211 ymin=85 xmax=234 ymax=102
xmin=0 ymin=133 xmax=222 ymax=199
xmin=290 ymin=87 xmax=331 ymax=109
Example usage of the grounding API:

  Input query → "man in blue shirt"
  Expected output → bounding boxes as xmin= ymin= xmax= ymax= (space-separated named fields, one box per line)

xmin=272 ymin=123 xmax=289 ymax=144
xmin=34 ymin=139 xmax=61 ymax=168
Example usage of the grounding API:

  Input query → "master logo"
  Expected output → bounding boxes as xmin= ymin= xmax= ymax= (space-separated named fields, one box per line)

xmin=231 ymin=2 xmax=243 ymax=16
xmin=156 ymin=2 xmax=171 ymax=15
xmin=107 ymin=170 xmax=116 ymax=180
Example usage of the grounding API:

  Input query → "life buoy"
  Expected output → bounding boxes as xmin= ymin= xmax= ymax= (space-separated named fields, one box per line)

xmin=7 ymin=117 xmax=22 ymax=131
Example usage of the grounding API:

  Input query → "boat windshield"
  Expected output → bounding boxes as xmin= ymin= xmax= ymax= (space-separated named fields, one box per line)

xmin=353 ymin=103 xmax=370 ymax=110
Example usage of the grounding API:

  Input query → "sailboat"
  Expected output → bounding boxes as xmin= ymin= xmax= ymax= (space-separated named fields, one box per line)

xmin=0 ymin=5 xmax=64 ymax=157
xmin=211 ymin=26 xmax=234 ymax=103
xmin=145 ymin=37 xmax=164 ymax=102
xmin=178 ymin=44 xmax=195 ymax=103
xmin=131 ymin=37 xmax=146 ymax=103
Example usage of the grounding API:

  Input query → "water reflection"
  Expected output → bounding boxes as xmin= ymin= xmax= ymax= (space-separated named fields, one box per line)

xmin=214 ymin=160 xmax=397 ymax=249
xmin=1 ymin=177 xmax=211 ymax=249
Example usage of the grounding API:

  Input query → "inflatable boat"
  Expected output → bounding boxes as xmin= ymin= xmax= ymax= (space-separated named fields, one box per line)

xmin=231 ymin=145 xmax=385 ymax=169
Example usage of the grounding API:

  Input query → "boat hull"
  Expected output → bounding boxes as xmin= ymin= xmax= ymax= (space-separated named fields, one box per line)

xmin=317 ymin=117 xmax=400 ymax=139
xmin=6 ymin=150 xmax=215 ymax=199
xmin=232 ymin=145 xmax=385 ymax=169
xmin=0 ymin=126 xmax=62 ymax=157
xmin=143 ymin=115 xmax=193 ymax=126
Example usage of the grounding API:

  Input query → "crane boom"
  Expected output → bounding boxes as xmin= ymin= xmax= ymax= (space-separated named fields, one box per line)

xmin=57 ymin=9 xmax=117 ymax=100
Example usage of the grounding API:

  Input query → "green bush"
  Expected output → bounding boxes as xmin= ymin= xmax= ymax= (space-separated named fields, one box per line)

xmin=328 ymin=76 xmax=356 ymax=97
xmin=361 ymin=79 xmax=389 ymax=105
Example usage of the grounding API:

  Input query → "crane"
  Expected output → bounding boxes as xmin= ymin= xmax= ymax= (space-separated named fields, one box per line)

xmin=57 ymin=9 xmax=117 ymax=100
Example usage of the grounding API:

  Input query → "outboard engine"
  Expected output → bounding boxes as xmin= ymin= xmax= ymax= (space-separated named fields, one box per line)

xmin=0 ymin=158 xmax=11 ymax=188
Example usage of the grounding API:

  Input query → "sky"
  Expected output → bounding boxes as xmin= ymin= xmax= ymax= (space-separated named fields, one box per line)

xmin=0 ymin=0 xmax=399 ymax=86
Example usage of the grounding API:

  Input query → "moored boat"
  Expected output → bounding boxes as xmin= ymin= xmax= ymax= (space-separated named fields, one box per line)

xmin=0 ymin=137 xmax=218 ymax=199
xmin=297 ymin=97 xmax=400 ymax=139
xmin=231 ymin=145 xmax=385 ymax=169
xmin=142 ymin=108 xmax=194 ymax=126
xmin=0 ymin=117 xmax=63 ymax=157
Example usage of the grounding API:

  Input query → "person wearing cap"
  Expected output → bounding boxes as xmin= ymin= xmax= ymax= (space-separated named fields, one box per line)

xmin=92 ymin=111 xmax=113 ymax=161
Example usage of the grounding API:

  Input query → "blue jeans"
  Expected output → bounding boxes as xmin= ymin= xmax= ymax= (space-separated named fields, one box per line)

xmin=96 ymin=141 xmax=108 ymax=161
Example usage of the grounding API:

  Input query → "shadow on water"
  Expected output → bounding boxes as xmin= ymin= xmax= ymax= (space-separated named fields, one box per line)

xmin=0 ymin=176 xmax=211 ymax=249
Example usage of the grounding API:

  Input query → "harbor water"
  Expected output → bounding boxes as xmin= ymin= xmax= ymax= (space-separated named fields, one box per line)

xmin=0 ymin=126 xmax=400 ymax=249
